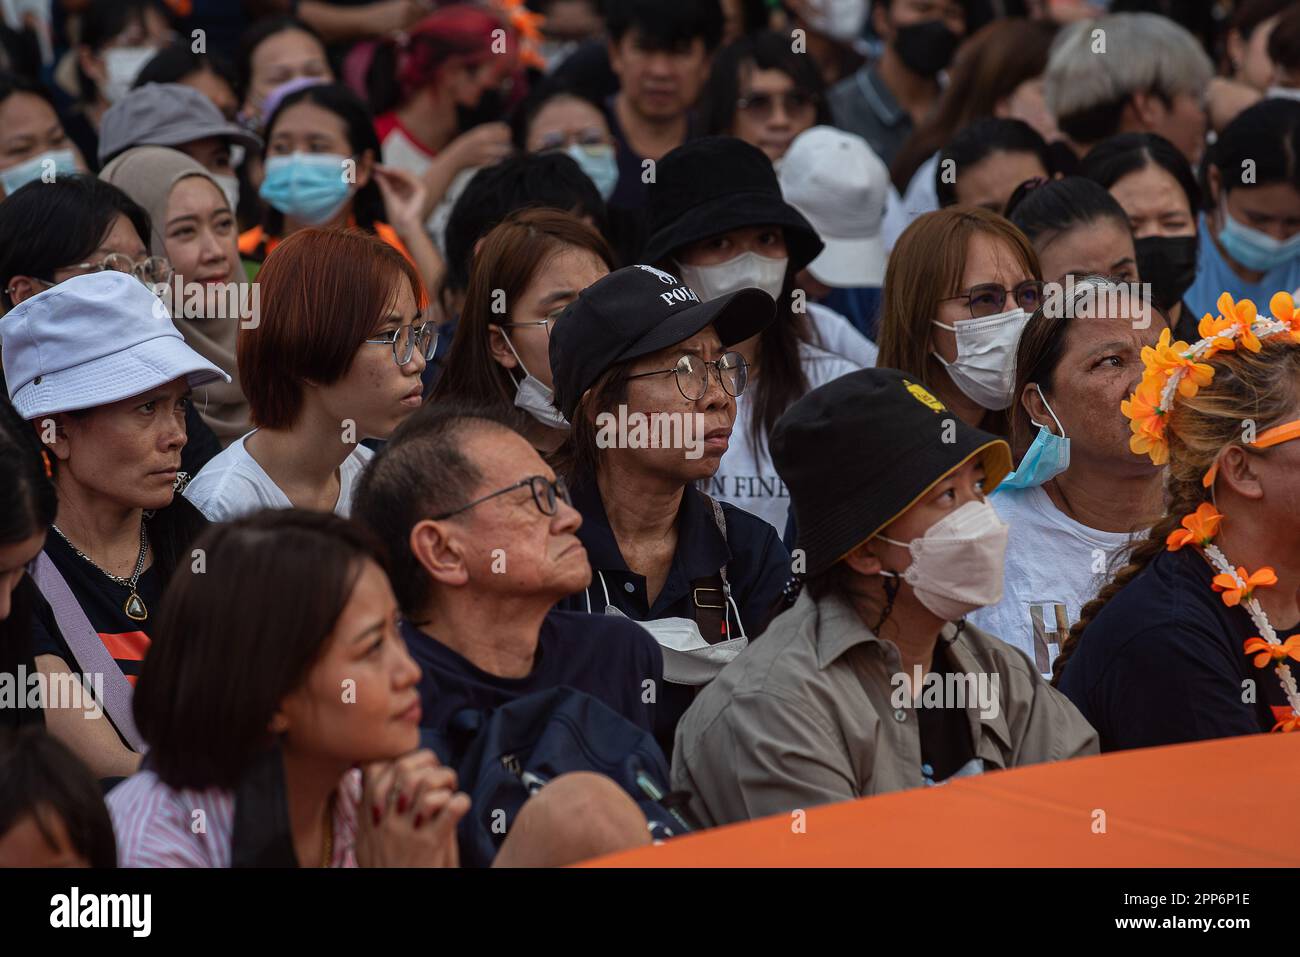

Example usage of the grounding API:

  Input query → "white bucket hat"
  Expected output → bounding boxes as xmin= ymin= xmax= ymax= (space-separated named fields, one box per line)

xmin=3 ymin=270 xmax=229 ymax=419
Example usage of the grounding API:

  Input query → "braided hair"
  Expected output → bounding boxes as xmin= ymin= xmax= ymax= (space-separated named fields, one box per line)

xmin=1052 ymin=338 xmax=1300 ymax=686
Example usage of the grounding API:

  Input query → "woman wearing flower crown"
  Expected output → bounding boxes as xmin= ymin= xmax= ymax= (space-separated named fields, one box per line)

xmin=1055 ymin=291 xmax=1300 ymax=749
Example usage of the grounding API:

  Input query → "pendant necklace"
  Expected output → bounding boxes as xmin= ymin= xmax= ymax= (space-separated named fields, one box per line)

xmin=50 ymin=520 xmax=150 ymax=621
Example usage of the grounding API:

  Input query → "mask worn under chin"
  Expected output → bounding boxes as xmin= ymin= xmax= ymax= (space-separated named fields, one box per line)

xmin=893 ymin=19 xmax=961 ymax=78
xmin=995 ymin=386 xmax=1070 ymax=492
xmin=456 ymin=87 xmax=506 ymax=133
xmin=0 ymin=148 xmax=78 ymax=195
xmin=1134 ymin=234 xmax=1197 ymax=311
xmin=878 ymin=499 xmax=1010 ymax=621
xmin=502 ymin=330 xmax=569 ymax=430
xmin=675 ymin=251 xmax=788 ymax=302
xmin=931 ymin=306 xmax=1029 ymax=411
xmin=259 ymin=152 xmax=352 ymax=225
xmin=1216 ymin=197 xmax=1300 ymax=273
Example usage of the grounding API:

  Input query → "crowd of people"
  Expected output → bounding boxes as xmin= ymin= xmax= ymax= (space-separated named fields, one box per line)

xmin=1 ymin=0 xmax=1300 ymax=869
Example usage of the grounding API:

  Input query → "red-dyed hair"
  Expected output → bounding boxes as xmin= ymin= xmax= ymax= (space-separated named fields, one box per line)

xmin=238 ymin=228 xmax=422 ymax=430
xmin=396 ymin=5 xmax=514 ymax=104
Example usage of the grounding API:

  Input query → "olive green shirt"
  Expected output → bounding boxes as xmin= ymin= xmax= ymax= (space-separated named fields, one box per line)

xmin=671 ymin=588 xmax=1099 ymax=827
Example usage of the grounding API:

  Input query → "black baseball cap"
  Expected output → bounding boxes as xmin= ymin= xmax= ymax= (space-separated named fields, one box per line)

xmin=771 ymin=368 xmax=1012 ymax=577
xmin=550 ymin=265 xmax=776 ymax=420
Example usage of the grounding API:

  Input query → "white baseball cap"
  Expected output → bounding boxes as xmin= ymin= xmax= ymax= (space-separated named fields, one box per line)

xmin=778 ymin=126 xmax=889 ymax=288
xmin=3 ymin=270 xmax=229 ymax=420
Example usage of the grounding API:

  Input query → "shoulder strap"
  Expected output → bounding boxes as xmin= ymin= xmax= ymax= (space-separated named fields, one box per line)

xmin=690 ymin=494 xmax=731 ymax=645
xmin=29 ymin=553 xmax=146 ymax=752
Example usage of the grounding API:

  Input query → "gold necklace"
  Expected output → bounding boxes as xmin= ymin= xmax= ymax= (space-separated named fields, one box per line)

xmin=50 ymin=520 xmax=150 ymax=621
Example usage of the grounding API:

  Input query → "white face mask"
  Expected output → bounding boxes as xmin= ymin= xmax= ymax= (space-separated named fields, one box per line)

xmin=502 ymin=330 xmax=569 ymax=430
xmin=931 ymin=307 xmax=1030 ymax=410
xmin=675 ymin=251 xmax=787 ymax=303
xmin=101 ymin=46 xmax=157 ymax=104
xmin=805 ymin=0 xmax=868 ymax=43
xmin=592 ymin=573 xmax=748 ymax=685
xmin=212 ymin=173 xmax=240 ymax=211
xmin=878 ymin=499 xmax=1010 ymax=622
xmin=1267 ymin=85 xmax=1300 ymax=102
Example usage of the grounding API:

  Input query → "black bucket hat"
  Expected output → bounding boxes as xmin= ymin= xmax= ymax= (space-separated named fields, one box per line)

xmin=771 ymin=368 xmax=1012 ymax=577
xmin=642 ymin=136 xmax=824 ymax=275
xmin=550 ymin=264 xmax=775 ymax=420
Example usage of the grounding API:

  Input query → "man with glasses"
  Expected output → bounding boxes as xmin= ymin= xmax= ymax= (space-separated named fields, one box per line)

xmin=350 ymin=401 xmax=663 ymax=746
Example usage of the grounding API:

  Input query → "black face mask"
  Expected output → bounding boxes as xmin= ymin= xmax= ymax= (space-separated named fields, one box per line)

xmin=893 ymin=19 xmax=961 ymax=78
xmin=456 ymin=87 xmax=506 ymax=132
xmin=1135 ymin=234 xmax=1199 ymax=311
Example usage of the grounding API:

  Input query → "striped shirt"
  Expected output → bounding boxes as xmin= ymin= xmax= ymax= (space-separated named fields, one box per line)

xmin=107 ymin=768 xmax=362 ymax=867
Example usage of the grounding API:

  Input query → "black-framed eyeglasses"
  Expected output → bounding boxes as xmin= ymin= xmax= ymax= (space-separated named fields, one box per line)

xmin=938 ymin=280 xmax=1045 ymax=319
xmin=627 ymin=351 xmax=748 ymax=401
xmin=431 ymin=475 xmax=571 ymax=521
xmin=363 ymin=320 xmax=437 ymax=365
xmin=736 ymin=90 xmax=816 ymax=121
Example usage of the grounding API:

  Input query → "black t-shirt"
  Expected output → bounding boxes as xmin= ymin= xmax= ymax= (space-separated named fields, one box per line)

xmin=401 ymin=610 xmax=663 ymax=740
xmin=1059 ymin=546 xmax=1297 ymax=751
xmin=30 ymin=531 xmax=163 ymax=690
xmin=916 ymin=642 xmax=980 ymax=786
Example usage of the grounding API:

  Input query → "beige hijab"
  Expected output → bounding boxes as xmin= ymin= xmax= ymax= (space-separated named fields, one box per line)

xmin=99 ymin=146 xmax=251 ymax=446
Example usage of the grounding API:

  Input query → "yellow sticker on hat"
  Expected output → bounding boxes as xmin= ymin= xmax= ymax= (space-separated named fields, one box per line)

xmin=902 ymin=379 xmax=946 ymax=413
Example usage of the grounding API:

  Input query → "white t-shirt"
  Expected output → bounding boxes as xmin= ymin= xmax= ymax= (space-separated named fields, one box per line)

xmin=184 ymin=430 xmax=374 ymax=521
xmin=968 ymin=484 xmax=1134 ymax=676
xmin=806 ymin=301 xmax=879 ymax=367
xmin=705 ymin=342 xmax=862 ymax=536
xmin=882 ymin=151 xmax=939 ymax=251
xmin=379 ymin=123 xmax=474 ymax=254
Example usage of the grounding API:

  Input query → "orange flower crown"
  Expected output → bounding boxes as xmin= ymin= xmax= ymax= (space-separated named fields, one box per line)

xmin=1120 ymin=291 xmax=1300 ymax=468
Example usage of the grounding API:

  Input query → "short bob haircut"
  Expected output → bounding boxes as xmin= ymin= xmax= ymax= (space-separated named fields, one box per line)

xmin=0 ymin=728 xmax=117 ymax=868
xmin=698 ymin=30 xmax=830 ymax=140
xmin=877 ymin=206 xmax=1041 ymax=416
xmin=133 ymin=509 xmax=390 ymax=790
xmin=238 ymin=227 xmax=423 ymax=430
xmin=1043 ymin=12 xmax=1212 ymax=147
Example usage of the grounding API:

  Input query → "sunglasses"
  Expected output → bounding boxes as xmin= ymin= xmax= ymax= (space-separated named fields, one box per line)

xmin=939 ymin=280 xmax=1045 ymax=320
xmin=735 ymin=90 xmax=817 ymax=121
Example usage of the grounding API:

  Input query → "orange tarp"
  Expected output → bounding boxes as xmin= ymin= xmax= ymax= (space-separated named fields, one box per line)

xmin=584 ymin=732 xmax=1300 ymax=867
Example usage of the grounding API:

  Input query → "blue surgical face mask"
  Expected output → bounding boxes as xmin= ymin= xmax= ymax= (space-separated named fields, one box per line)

xmin=1217 ymin=194 xmax=1300 ymax=273
xmin=563 ymin=143 xmax=618 ymax=201
xmin=996 ymin=385 xmax=1070 ymax=492
xmin=0 ymin=148 xmax=78 ymax=196
xmin=259 ymin=152 xmax=353 ymax=225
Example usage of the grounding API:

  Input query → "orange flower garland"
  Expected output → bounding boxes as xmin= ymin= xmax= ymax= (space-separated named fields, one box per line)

xmin=1136 ymin=291 xmax=1300 ymax=732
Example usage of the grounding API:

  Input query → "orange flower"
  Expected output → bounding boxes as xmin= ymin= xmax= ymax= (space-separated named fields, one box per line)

xmin=1270 ymin=712 xmax=1300 ymax=733
xmin=1269 ymin=290 xmax=1297 ymax=327
xmin=1218 ymin=292 xmax=1262 ymax=352
xmin=1166 ymin=502 xmax=1224 ymax=551
xmin=1211 ymin=566 xmax=1278 ymax=606
xmin=1197 ymin=312 xmax=1236 ymax=354
xmin=1243 ymin=635 xmax=1300 ymax=668
xmin=1140 ymin=327 xmax=1190 ymax=376
xmin=1121 ymin=376 xmax=1169 ymax=464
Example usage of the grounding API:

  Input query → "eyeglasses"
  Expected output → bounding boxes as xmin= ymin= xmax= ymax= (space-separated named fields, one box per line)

xmin=736 ymin=90 xmax=816 ymax=121
xmin=501 ymin=310 xmax=564 ymax=338
xmin=628 ymin=351 xmax=748 ymax=401
xmin=939 ymin=280 xmax=1045 ymax=319
xmin=363 ymin=321 xmax=437 ymax=365
xmin=431 ymin=474 xmax=571 ymax=521
xmin=61 ymin=253 xmax=173 ymax=286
